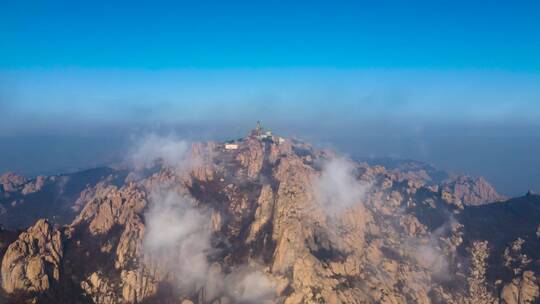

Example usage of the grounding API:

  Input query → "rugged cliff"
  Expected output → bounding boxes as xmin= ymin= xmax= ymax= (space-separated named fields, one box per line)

xmin=0 ymin=130 xmax=537 ymax=304
xmin=0 ymin=168 xmax=128 ymax=229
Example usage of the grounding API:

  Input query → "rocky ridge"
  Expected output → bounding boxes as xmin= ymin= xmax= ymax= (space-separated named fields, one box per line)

xmin=362 ymin=158 xmax=506 ymax=206
xmin=0 ymin=128 xmax=537 ymax=304
xmin=0 ymin=168 xmax=128 ymax=229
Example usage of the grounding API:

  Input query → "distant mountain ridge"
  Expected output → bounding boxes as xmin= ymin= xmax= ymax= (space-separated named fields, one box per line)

xmin=358 ymin=157 xmax=507 ymax=206
xmin=0 ymin=168 xmax=127 ymax=229
xmin=0 ymin=127 xmax=537 ymax=304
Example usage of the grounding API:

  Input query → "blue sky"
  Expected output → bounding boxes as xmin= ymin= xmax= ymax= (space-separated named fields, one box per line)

xmin=1 ymin=0 xmax=540 ymax=70
xmin=1 ymin=0 xmax=539 ymax=132
xmin=1 ymin=1 xmax=540 ymax=194
xmin=2 ymin=68 xmax=540 ymax=136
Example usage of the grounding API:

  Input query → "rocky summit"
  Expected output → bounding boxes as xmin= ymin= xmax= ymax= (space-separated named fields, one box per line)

xmin=0 ymin=127 xmax=539 ymax=304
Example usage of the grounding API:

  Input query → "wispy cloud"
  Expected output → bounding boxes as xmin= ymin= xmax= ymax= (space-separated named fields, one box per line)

xmin=143 ymin=188 xmax=276 ymax=302
xmin=144 ymin=190 xmax=212 ymax=291
xmin=129 ymin=134 xmax=193 ymax=172
xmin=134 ymin=135 xmax=276 ymax=302
xmin=313 ymin=157 xmax=371 ymax=214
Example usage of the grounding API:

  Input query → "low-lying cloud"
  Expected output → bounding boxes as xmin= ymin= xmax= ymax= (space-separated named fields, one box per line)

xmin=129 ymin=134 xmax=192 ymax=172
xmin=143 ymin=189 xmax=276 ymax=302
xmin=224 ymin=268 xmax=277 ymax=303
xmin=404 ymin=216 xmax=459 ymax=283
xmin=313 ymin=157 xmax=371 ymax=214
xmin=313 ymin=156 xmax=457 ymax=283
xmin=135 ymin=135 xmax=276 ymax=302
xmin=144 ymin=190 xmax=212 ymax=291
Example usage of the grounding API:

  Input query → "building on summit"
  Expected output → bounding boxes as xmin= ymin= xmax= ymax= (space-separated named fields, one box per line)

xmin=225 ymin=143 xmax=238 ymax=150
xmin=250 ymin=121 xmax=285 ymax=143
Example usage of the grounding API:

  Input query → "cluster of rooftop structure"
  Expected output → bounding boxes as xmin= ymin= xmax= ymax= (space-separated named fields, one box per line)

xmin=251 ymin=121 xmax=285 ymax=143
xmin=224 ymin=121 xmax=285 ymax=150
xmin=224 ymin=143 xmax=239 ymax=150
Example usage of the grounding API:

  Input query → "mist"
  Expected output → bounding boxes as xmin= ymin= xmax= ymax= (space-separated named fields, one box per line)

xmin=137 ymin=135 xmax=277 ymax=302
xmin=313 ymin=157 xmax=370 ymax=214
xmin=129 ymin=134 xmax=192 ymax=172
xmin=1 ymin=68 xmax=539 ymax=195
xmin=144 ymin=190 xmax=212 ymax=292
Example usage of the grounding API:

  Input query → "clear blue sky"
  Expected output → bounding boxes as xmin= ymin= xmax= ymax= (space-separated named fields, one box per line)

xmin=1 ymin=0 xmax=539 ymax=128
xmin=1 ymin=0 xmax=539 ymax=70
xmin=1 ymin=1 xmax=540 ymax=195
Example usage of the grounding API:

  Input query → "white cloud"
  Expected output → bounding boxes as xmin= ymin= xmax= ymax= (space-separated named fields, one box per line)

xmin=143 ymin=190 xmax=212 ymax=291
xmin=313 ymin=157 xmax=370 ymax=214
xmin=224 ymin=268 xmax=276 ymax=303
xmin=143 ymin=189 xmax=276 ymax=302
xmin=129 ymin=134 xmax=192 ymax=172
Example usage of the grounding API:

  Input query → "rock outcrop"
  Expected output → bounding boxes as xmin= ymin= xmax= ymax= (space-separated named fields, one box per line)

xmin=441 ymin=175 xmax=506 ymax=206
xmin=501 ymin=271 xmax=540 ymax=304
xmin=0 ymin=172 xmax=27 ymax=193
xmin=0 ymin=127 xmax=537 ymax=304
xmin=1 ymin=219 xmax=62 ymax=294
xmin=0 ymin=167 xmax=128 ymax=229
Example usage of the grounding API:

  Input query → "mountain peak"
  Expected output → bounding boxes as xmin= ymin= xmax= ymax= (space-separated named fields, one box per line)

xmin=0 ymin=134 xmax=537 ymax=304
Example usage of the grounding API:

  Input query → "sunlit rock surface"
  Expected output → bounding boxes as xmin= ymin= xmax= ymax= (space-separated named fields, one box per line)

xmin=0 ymin=128 xmax=538 ymax=303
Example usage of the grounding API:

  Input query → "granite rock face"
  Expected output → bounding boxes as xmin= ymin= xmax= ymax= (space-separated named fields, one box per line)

xmin=0 ymin=129 xmax=538 ymax=304
xmin=0 ymin=172 xmax=27 ymax=193
xmin=362 ymin=158 xmax=505 ymax=206
xmin=501 ymin=271 xmax=540 ymax=304
xmin=441 ymin=175 xmax=506 ymax=206
xmin=1 ymin=219 xmax=63 ymax=294
xmin=0 ymin=167 xmax=128 ymax=229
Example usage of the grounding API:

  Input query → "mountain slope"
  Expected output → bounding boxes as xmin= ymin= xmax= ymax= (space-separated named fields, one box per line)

xmin=0 ymin=129 xmax=537 ymax=304
xmin=0 ymin=168 xmax=128 ymax=229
